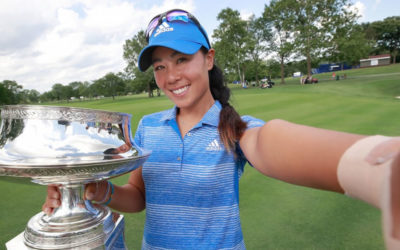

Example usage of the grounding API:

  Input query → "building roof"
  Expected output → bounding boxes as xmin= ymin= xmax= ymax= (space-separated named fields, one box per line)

xmin=368 ymin=54 xmax=391 ymax=59
xmin=360 ymin=54 xmax=391 ymax=62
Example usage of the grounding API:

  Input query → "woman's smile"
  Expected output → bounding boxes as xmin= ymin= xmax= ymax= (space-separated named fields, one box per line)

xmin=171 ymin=85 xmax=190 ymax=96
xmin=152 ymin=46 xmax=215 ymax=113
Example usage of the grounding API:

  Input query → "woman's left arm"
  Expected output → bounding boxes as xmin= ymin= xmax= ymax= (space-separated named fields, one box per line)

xmin=239 ymin=119 xmax=364 ymax=193
xmin=240 ymin=119 xmax=400 ymax=249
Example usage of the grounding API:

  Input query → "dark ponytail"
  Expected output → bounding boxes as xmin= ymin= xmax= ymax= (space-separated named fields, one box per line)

xmin=205 ymin=49 xmax=247 ymax=152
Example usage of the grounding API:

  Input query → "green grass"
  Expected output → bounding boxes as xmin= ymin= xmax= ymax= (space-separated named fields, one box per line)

xmin=1 ymin=64 xmax=399 ymax=249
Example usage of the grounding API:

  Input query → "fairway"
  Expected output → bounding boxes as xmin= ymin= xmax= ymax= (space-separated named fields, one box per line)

xmin=1 ymin=64 xmax=399 ymax=249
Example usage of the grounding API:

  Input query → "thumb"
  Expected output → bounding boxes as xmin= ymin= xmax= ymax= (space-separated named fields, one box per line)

xmin=365 ymin=137 xmax=400 ymax=165
xmin=84 ymin=182 xmax=99 ymax=200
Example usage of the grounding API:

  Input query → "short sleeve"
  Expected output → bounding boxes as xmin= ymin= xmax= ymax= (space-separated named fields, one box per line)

xmin=241 ymin=115 xmax=265 ymax=129
xmin=235 ymin=115 xmax=265 ymax=170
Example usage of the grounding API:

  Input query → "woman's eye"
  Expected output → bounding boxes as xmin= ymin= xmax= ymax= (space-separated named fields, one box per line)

xmin=154 ymin=65 xmax=164 ymax=71
xmin=177 ymin=57 xmax=187 ymax=64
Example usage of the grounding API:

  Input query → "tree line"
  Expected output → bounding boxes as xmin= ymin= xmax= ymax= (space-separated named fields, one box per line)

xmin=1 ymin=0 xmax=399 ymax=105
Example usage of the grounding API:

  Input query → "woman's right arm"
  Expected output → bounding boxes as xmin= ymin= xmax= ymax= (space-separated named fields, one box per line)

xmin=42 ymin=167 xmax=145 ymax=215
xmin=103 ymin=166 xmax=145 ymax=212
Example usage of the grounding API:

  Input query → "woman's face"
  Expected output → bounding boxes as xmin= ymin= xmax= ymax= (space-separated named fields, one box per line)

xmin=152 ymin=46 xmax=215 ymax=112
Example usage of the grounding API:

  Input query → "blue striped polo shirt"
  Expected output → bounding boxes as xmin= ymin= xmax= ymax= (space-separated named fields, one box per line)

xmin=134 ymin=101 xmax=265 ymax=249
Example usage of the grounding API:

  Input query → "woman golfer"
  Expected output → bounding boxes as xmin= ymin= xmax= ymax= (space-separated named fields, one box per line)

xmin=43 ymin=9 xmax=400 ymax=250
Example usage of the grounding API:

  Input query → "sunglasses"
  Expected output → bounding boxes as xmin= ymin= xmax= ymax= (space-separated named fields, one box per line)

xmin=145 ymin=9 xmax=211 ymax=48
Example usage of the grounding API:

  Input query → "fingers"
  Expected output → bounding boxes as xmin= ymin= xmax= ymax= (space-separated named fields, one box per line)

xmin=84 ymin=182 xmax=97 ymax=200
xmin=42 ymin=181 xmax=109 ymax=215
xmin=390 ymin=152 xmax=400 ymax=239
xmin=42 ymin=185 xmax=61 ymax=215
xmin=84 ymin=181 xmax=108 ymax=202
xmin=365 ymin=137 xmax=400 ymax=165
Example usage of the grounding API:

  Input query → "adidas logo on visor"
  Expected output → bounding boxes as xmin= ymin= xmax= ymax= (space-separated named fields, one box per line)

xmin=154 ymin=22 xmax=174 ymax=38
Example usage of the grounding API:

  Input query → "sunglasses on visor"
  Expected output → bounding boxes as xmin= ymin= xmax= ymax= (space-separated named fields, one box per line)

xmin=145 ymin=9 xmax=211 ymax=48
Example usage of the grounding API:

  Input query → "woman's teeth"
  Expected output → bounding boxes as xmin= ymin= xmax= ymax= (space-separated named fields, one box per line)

xmin=172 ymin=86 xmax=189 ymax=95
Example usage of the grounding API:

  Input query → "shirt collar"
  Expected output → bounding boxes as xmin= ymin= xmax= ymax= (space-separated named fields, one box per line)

xmin=200 ymin=100 xmax=221 ymax=127
xmin=159 ymin=101 xmax=222 ymax=127
xmin=160 ymin=106 xmax=177 ymax=122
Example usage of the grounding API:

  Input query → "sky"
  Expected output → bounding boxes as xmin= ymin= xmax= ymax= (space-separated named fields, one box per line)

xmin=0 ymin=0 xmax=399 ymax=93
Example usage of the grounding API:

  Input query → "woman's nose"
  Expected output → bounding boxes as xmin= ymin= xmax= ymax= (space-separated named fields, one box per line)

xmin=166 ymin=67 xmax=181 ymax=84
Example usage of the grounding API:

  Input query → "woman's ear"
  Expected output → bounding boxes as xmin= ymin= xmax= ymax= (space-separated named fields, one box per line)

xmin=206 ymin=49 xmax=215 ymax=70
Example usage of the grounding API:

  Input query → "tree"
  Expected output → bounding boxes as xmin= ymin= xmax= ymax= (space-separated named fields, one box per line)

xmin=287 ymin=0 xmax=359 ymax=76
xmin=18 ymin=89 xmax=30 ymax=104
xmin=0 ymin=80 xmax=40 ymax=104
xmin=89 ymin=82 xmax=101 ymax=98
xmin=51 ymin=83 xmax=66 ymax=101
xmin=372 ymin=16 xmax=400 ymax=63
xmin=0 ymin=80 xmax=23 ymax=104
xmin=94 ymin=72 xmax=126 ymax=100
xmin=265 ymin=59 xmax=281 ymax=79
xmin=247 ymin=15 xmax=273 ymax=85
xmin=26 ymin=90 xmax=40 ymax=103
xmin=123 ymin=30 xmax=158 ymax=97
xmin=263 ymin=0 xmax=297 ymax=84
xmin=327 ymin=22 xmax=371 ymax=68
xmin=213 ymin=8 xmax=250 ymax=84
xmin=0 ymin=82 xmax=11 ymax=105
xmin=78 ymin=81 xmax=92 ymax=99
xmin=39 ymin=91 xmax=55 ymax=103
xmin=243 ymin=59 xmax=270 ymax=83
xmin=68 ymin=81 xmax=84 ymax=99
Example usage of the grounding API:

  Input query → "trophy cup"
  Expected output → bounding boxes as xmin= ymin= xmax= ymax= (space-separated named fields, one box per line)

xmin=0 ymin=105 xmax=150 ymax=249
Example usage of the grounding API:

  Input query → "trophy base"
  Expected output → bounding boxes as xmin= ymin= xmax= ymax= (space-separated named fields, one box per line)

xmin=5 ymin=213 xmax=126 ymax=250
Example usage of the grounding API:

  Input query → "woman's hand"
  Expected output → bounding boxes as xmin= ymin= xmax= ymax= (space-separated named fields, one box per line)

xmin=365 ymin=137 xmax=400 ymax=165
xmin=84 ymin=181 xmax=110 ymax=203
xmin=365 ymin=137 xmax=400 ymax=240
xmin=42 ymin=181 xmax=110 ymax=215
xmin=42 ymin=185 xmax=61 ymax=215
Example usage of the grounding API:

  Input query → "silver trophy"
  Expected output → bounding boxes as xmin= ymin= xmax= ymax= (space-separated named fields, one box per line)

xmin=0 ymin=105 xmax=150 ymax=249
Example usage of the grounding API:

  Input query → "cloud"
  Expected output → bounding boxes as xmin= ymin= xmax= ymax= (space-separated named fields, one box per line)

xmin=0 ymin=0 xmax=195 ymax=93
xmin=239 ymin=9 xmax=255 ymax=21
xmin=349 ymin=1 xmax=366 ymax=22
xmin=0 ymin=2 xmax=51 ymax=54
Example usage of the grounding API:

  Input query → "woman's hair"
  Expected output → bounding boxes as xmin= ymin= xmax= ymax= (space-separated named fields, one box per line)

xmin=201 ymin=47 xmax=247 ymax=152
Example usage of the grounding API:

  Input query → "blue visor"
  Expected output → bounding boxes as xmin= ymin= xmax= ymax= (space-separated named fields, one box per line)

xmin=138 ymin=20 xmax=210 ymax=72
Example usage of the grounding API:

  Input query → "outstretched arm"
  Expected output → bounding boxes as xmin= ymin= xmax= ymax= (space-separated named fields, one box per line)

xmin=239 ymin=119 xmax=364 ymax=192
xmin=240 ymin=119 xmax=400 ymax=249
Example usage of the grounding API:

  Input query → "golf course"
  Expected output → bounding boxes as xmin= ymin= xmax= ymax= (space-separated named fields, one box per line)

xmin=1 ymin=64 xmax=399 ymax=249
